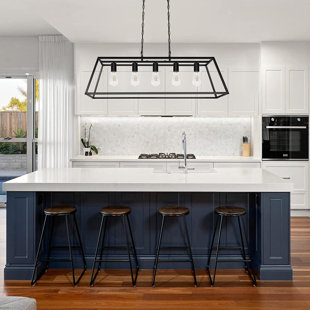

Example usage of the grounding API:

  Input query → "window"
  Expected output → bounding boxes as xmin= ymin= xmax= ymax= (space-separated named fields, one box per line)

xmin=0 ymin=76 xmax=38 ymax=203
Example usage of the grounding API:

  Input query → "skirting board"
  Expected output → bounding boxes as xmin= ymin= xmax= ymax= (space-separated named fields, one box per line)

xmin=291 ymin=210 xmax=310 ymax=217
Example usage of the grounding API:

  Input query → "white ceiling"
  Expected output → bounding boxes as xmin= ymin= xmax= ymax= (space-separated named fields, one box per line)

xmin=1 ymin=0 xmax=310 ymax=43
xmin=0 ymin=0 xmax=58 ymax=36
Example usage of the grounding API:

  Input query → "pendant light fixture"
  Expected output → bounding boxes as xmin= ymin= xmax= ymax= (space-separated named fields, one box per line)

xmin=85 ymin=0 xmax=229 ymax=100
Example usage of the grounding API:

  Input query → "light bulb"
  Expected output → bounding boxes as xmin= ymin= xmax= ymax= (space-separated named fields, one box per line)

xmin=109 ymin=72 xmax=118 ymax=87
xmin=151 ymin=72 xmax=160 ymax=87
xmin=130 ymin=72 xmax=140 ymax=87
xmin=171 ymin=72 xmax=181 ymax=87
xmin=192 ymin=72 xmax=201 ymax=87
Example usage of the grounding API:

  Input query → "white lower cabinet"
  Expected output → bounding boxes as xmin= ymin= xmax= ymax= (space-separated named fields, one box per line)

xmin=262 ymin=161 xmax=309 ymax=210
xmin=214 ymin=162 xmax=261 ymax=168
xmin=166 ymin=162 xmax=214 ymax=172
xmin=72 ymin=161 xmax=120 ymax=168
xmin=119 ymin=161 xmax=166 ymax=172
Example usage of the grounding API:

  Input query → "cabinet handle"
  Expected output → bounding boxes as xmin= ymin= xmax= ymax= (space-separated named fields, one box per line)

xmin=282 ymin=177 xmax=291 ymax=180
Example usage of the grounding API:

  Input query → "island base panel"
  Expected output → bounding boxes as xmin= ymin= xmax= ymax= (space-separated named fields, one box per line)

xmin=5 ymin=192 xmax=292 ymax=281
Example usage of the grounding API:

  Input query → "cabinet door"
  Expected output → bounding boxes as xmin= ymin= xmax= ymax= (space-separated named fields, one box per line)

xmin=262 ymin=66 xmax=286 ymax=114
xmin=197 ymin=70 xmax=228 ymax=117
xmin=138 ymin=67 xmax=165 ymax=115
xmin=165 ymin=67 xmax=196 ymax=116
xmin=286 ymin=66 xmax=309 ymax=114
xmin=262 ymin=162 xmax=308 ymax=192
xmin=262 ymin=162 xmax=309 ymax=210
xmin=119 ymin=161 xmax=166 ymax=172
xmin=107 ymin=68 xmax=138 ymax=116
xmin=228 ymin=69 xmax=259 ymax=116
xmin=214 ymin=162 xmax=261 ymax=168
xmin=72 ymin=161 xmax=120 ymax=168
xmin=76 ymin=71 xmax=108 ymax=115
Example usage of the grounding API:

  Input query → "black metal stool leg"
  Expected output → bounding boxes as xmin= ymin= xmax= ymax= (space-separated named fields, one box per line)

xmin=206 ymin=216 xmax=219 ymax=273
xmin=237 ymin=216 xmax=248 ymax=271
xmin=72 ymin=213 xmax=87 ymax=284
xmin=152 ymin=214 xmax=165 ymax=287
xmin=240 ymin=216 xmax=257 ymax=286
xmin=65 ymin=215 xmax=76 ymax=286
xmin=46 ymin=216 xmax=54 ymax=270
xmin=90 ymin=214 xmax=105 ymax=286
xmin=209 ymin=215 xmax=224 ymax=286
xmin=97 ymin=215 xmax=107 ymax=274
xmin=183 ymin=216 xmax=198 ymax=287
xmin=73 ymin=214 xmax=87 ymax=268
xmin=122 ymin=215 xmax=135 ymax=286
xmin=126 ymin=214 xmax=140 ymax=283
xmin=31 ymin=214 xmax=48 ymax=286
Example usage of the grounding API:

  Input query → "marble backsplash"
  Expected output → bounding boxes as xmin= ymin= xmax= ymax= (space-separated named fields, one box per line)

xmin=80 ymin=117 xmax=252 ymax=156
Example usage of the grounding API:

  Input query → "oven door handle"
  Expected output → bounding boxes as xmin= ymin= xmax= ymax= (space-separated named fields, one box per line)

xmin=266 ymin=126 xmax=308 ymax=129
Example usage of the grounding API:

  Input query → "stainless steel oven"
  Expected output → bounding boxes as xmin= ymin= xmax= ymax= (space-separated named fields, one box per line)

xmin=262 ymin=116 xmax=309 ymax=160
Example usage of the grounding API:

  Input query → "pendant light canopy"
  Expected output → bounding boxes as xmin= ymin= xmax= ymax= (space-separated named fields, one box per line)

xmin=85 ymin=0 xmax=229 ymax=100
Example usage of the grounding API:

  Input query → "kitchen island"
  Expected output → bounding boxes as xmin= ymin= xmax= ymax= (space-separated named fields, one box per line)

xmin=3 ymin=167 xmax=293 ymax=281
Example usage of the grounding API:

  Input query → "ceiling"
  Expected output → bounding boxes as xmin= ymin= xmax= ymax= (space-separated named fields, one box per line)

xmin=1 ymin=0 xmax=310 ymax=43
xmin=0 ymin=0 xmax=58 ymax=36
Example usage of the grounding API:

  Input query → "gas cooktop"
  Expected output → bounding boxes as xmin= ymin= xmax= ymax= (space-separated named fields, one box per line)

xmin=138 ymin=153 xmax=196 ymax=159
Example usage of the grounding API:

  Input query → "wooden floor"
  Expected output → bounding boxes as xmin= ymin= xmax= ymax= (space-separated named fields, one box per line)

xmin=0 ymin=209 xmax=310 ymax=309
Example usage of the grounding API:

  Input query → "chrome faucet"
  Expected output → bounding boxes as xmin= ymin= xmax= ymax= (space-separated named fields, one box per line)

xmin=179 ymin=131 xmax=192 ymax=173
xmin=182 ymin=132 xmax=187 ymax=170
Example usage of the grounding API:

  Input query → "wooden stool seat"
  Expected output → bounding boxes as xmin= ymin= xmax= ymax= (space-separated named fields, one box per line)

xmin=100 ymin=206 xmax=131 ymax=216
xmin=44 ymin=206 xmax=76 ymax=215
xmin=158 ymin=206 xmax=189 ymax=216
xmin=215 ymin=206 xmax=246 ymax=216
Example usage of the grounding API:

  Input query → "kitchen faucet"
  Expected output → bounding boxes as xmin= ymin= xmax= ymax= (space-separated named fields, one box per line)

xmin=182 ymin=132 xmax=187 ymax=170
xmin=179 ymin=131 xmax=193 ymax=173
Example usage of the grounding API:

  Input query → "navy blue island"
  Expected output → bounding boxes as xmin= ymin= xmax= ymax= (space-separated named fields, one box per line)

xmin=3 ymin=167 xmax=293 ymax=281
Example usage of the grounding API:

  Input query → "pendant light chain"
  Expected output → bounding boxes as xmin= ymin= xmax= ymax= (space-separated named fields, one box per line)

xmin=140 ymin=0 xmax=172 ymax=60
xmin=140 ymin=0 xmax=146 ymax=60
xmin=167 ymin=0 xmax=172 ymax=60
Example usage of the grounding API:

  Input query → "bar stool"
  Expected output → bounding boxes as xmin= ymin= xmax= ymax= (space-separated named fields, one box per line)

xmin=152 ymin=206 xmax=197 ymax=287
xmin=31 ymin=206 xmax=87 ymax=286
xmin=206 ymin=206 xmax=256 ymax=286
xmin=89 ymin=206 xmax=139 ymax=286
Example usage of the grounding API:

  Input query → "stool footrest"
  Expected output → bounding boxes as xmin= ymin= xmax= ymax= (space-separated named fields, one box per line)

xmin=94 ymin=259 xmax=131 ymax=263
xmin=158 ymin=259 xmax=193 ymax=263
xmin=213 ymin=246 xmax=243 ymax=250
xmin=217 ymin=258 xmax=252 ymax=263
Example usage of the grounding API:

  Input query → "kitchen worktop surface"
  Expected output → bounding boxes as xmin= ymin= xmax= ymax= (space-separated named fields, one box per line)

xmin=3 ymin=167 xmax=292 ymax=192
xmin=70 ymin=155 xmax=261 ymax=163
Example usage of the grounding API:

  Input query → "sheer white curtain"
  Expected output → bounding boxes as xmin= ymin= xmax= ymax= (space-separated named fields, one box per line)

xmin=38 ymin=36 xmax=74 ymax=169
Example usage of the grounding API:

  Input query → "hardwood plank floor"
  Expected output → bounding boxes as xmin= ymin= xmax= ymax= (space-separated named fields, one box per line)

xmin=0 ymin=209 xmax=310 ymax=309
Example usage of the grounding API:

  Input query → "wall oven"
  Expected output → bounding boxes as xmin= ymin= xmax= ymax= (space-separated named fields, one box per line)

xmin=262 ymin=116 xmax=309 ymax=160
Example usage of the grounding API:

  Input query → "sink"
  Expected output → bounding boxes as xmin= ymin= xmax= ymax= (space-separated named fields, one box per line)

xmin=158 ymin=168 xmax=217 ymax=174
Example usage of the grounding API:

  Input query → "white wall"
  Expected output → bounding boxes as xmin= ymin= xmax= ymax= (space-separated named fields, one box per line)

xmin=0 ymin=37 xmax=39 ymax=75
xmin=261 ymin=41 xmax=310 ymax=65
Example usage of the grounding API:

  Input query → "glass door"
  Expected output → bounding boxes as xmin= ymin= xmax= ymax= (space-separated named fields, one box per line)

xmin=0 ymin=76 xmax=37 ymax=204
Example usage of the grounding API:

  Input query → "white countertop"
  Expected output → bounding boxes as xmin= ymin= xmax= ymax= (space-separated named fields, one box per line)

xmin=70 ymin=155 xmax=261 ymax=163
xmin=3 ymin=167 xmax=292 ymax=192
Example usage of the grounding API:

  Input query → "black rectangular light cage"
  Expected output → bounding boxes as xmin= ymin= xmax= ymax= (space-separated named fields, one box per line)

xmin=85 ymin=57 xmax=229 ymax=100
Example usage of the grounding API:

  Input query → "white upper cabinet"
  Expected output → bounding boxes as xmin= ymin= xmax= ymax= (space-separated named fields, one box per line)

xmin=197 ymin=70 xmax=228 ymax=117
xmin=286 ymin=66 xmax=309 ymax=114
xmin=262 ymin=65 xmax=309 ymax=115
xmin=107 ymin=68 xmax=138 ymax=116
xmin=228 ymin=68 xmax=259 ymax=116
xmin=165 ymin=67 xmax=196 ymax=116
xmin=262 ymin=66 xmax=286 ymax=114
xmin=76 ymin=71 xmax=108 ymax=115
